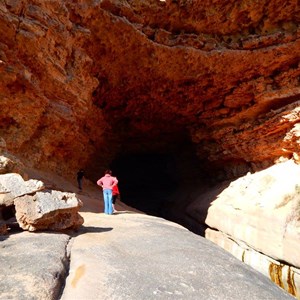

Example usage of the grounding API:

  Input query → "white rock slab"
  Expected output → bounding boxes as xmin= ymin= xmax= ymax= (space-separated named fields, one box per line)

xmin=0 ymin=173 xmax=44 ymax=198
xmin=202 ymin=160 xmax=300 ymax=268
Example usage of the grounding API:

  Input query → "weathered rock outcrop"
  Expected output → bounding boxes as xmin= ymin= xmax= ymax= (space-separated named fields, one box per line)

xmin=15 ymin=190 xmax=84 ymax=231
xmin=61 ymin=212 xmax=294 ymax=300
xmin=0 ymin=1 xmax=106 ymax=177
xmin=181 ymin=159 xmax=300 ymax=298
xmin=0 ymin=231 xmax=71 ymax=300
xmin=0 ymin=0 xmax=299 ymax=178
xmin=0 ymin=171 xmax=83 ymax=233
xmin=0 ymin=1 xmax=300 ymax=298
xmin=0 ymin=212 xmax=294 ymax=300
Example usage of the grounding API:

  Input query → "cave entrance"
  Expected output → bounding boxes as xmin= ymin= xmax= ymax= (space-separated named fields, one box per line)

xmin=111 ymin=153 xmax=179 ymax=217
xmin=110 ymin=141 xmax=209 ymax=220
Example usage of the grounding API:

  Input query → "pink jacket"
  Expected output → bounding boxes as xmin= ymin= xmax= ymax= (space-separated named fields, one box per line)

xmin=97 ymin=174 xmax=118 ymax=190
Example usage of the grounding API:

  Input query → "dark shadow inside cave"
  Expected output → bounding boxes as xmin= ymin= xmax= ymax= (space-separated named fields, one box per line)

xmin=109 ymin=140 xmax=212 ymax=224
xmin=111 ymin=153 xmax=180 ymax=217
xmin=85 ymin=113 xmax=235 ymax=234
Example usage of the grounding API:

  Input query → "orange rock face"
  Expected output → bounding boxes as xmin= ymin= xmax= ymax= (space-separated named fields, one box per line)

xmin=0 ymin=0 xmax=299 ymax=178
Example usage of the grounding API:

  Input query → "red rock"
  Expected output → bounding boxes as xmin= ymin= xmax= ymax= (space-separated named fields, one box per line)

xmin=0 ymin=0 xmax=299 ymax=178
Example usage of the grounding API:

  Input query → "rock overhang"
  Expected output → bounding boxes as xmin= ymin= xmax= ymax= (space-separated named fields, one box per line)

xmin=0 ymin=0 xmax=299 ymax=181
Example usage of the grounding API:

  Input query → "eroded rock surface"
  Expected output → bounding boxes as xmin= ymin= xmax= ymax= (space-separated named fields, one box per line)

xmin=204 ymin=160 xmax=300 ymax=268
xmin=61 ymin=212 xmax=294 ymax=300
xmin=0 ymin=171 xmax=83 ymax=233
xmin=0 ymin=231 xmax=71 ymax=300
xmin=0 ymin=1 xmax=300 ymax=298
xmin=180 ymin=159 xmax=300 ymax=298
xmin=1 ymin=212 xmax=293 ymax=300
xmin=0 ymin=173 xmax=44 ymax=200
xmin=0 ymin=0 xmax=299 ymax=178
xmin=15 ymin=190 xmax=84 ymax=231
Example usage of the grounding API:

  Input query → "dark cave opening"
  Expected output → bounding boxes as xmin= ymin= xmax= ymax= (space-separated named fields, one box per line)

xmin=110 ymin=153 xmax=180 ymax=217
xmin=109 ymin=141 xmax=210 ymax=222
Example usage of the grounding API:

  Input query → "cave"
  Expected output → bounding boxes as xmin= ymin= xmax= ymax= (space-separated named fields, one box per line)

xmin=110 ymin=143 xmax=208 ymax=217
xmin=1 ymin=1 xmax=300 ymax=297
xmin=101 ymin=125 xmax=219 ymax=236
xmin=1 ymin=0 xmax=299 ymax=234
xmin=111 ymin=152 xmax=179 ymax=216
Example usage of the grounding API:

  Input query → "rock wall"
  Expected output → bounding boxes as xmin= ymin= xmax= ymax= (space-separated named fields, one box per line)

xmin=0 ymin=1 xmax=300 ymax=297
xmin=0 ymin=1 xmax=107 ymax=177
xmin=1 ymin=0 xmax=299 ymax=178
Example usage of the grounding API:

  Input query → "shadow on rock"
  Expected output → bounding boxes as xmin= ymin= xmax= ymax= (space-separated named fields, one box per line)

xmin=75 ymin=226 xmax=113 ymax=235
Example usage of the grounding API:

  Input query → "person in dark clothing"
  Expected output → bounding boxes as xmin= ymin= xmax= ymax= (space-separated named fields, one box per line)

xmin=77 ymin=169 xmax=85 ymax=190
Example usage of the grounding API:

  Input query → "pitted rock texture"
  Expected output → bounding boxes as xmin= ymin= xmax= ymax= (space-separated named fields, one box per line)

xmin=15 ymin=190 xmax=84 ymax=231
xmin=0 ymin=231 xmax=71 ymax=300
xmin=0 ymin=171 xmax=83 ymax=233
xmin=0 ymin=0 xmax=299 ymax=179
xmin=0 ymin=1 xmax=106 ymax=178
xmin=0 ymin=173 xmax=44 ymax=200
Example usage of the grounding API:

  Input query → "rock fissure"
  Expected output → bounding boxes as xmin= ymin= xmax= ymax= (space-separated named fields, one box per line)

xmin=57 ymin=235 xmax=73 ymax=300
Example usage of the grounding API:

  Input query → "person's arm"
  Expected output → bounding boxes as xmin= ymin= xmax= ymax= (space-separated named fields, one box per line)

xmin=97 ymin=179 xmax=103 ymax=188
xmin=112 ymin=177 xmax=118 ymax=187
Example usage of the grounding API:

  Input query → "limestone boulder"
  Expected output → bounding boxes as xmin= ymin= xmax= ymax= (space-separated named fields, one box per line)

xmin=0 ymin=188 xmax=13 ymax=207
xmin=14 ymin=190 xmax=84 ymax=231
xmin=0 ymin=173 xmax=44 ymax=199
xmin=187 ymin=159 xmax=300 ymax=269
xmin=0 ymin=173 xmax=45 ymax=233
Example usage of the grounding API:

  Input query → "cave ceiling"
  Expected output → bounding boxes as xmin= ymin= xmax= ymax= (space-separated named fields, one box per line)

xmin=0 ymin=0 xmax=299 ymax=176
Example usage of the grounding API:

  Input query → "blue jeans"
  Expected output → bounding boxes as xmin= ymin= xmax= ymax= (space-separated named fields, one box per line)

xmin=103 ymin=189 xmax=113 ymax=214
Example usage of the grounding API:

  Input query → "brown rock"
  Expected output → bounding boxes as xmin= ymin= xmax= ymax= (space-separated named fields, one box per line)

xmin=0 ymin=0 xmax=298 ymax=179
xmin=0 ymin=221 xmax=7 ymax=235
xmin=0 ymin=137 xmax=6 ymax=153
xmin=14 ymin=190 xmax=84 ymax=231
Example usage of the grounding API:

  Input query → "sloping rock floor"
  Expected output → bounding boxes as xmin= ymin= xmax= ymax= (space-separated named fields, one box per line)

xmin=0 ymin=173 xmax=295 ymax=300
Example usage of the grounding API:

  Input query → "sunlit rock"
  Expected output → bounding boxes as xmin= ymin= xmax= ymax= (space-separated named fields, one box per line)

xmin=14 ymin=190 xmax=84 ymax=231
xmin=0 ymin=173 xmax=44 ymax=198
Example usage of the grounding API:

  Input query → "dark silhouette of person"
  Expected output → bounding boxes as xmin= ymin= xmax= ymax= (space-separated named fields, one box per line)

xmin=77 ymin=169 xmax=85 ymax=191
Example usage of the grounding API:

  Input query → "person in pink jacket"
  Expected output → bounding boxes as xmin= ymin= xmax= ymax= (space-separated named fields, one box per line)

xmin=97 ymin=170 xmax=118 ymax=215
